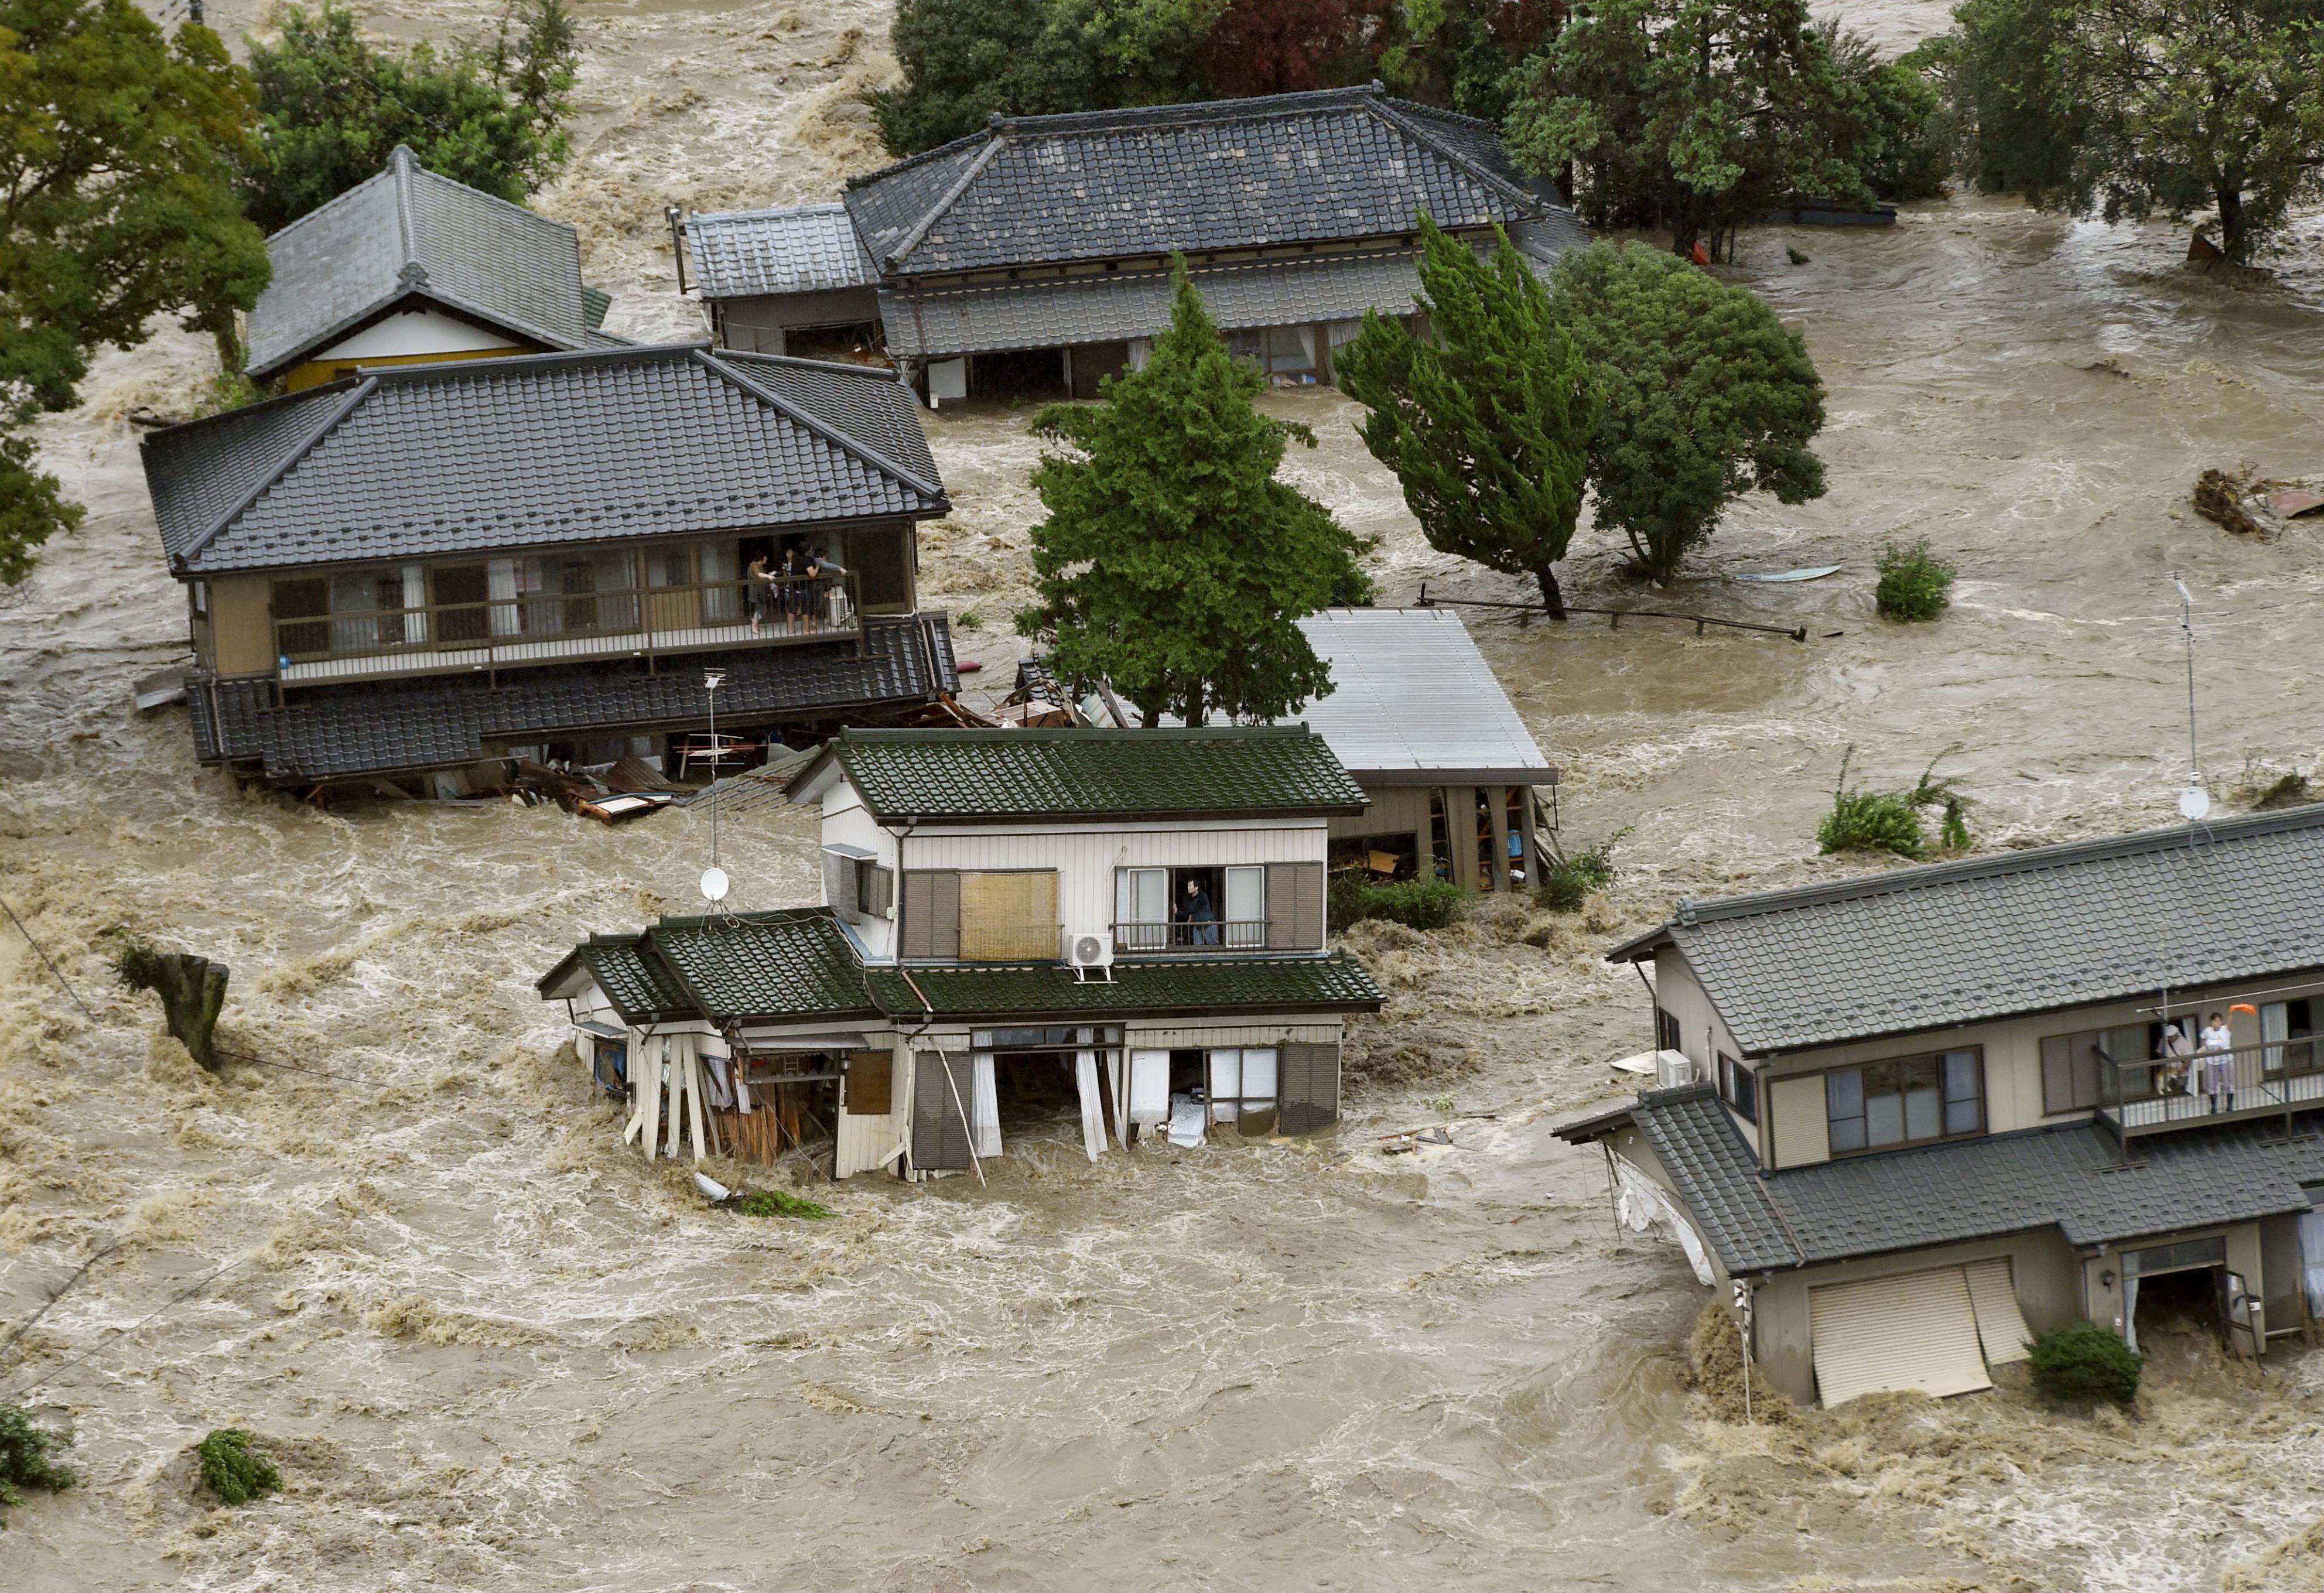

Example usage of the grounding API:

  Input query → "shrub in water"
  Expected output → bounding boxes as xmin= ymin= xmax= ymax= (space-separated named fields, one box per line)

xmin=196 ymin=1428 xmax=281 ymax=1506
xmin=1330 ymin=877 xmax=1465 ymax=932
xmin=1875 ymin=537 xmax=1955 ymax=621
xmin=2028 ymin=1323 xmax=2142 ymax=1405
xmin=738 ymin=1188 xmax=835 ymax=1220
xmin=0 ymin=1404 xmax=76 ymax=1524
xmin=1818 ymin=789 xmax=1926 ymax=859
xmin=1537 ymin=828 xmax=1631 ymax=912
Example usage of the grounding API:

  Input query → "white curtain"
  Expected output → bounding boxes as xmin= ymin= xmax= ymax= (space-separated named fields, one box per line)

xmin=1126 ymin=337 xmax=1151 ymax=371
xmin=1208 ymin=1049 xmax=1241 ymax=1123
xmin=970 ymin=1052 xmax=1002 ymax=1159
xmin=1128 ymin=1049 xmax=1170 ymax=1127
xmin=1107 ymin=1052 xmax=1128 ymax=1144
xmin=488 ymin=558 xmax=521 ymax=637
xmin=700 ymin=541 xmax=737 ymax=622
xmin=1612 ymin=1154 xmax=1715 ymax=1286
xmin=2121 ymin=1274 xmax=2141 ymax=1354
xmin=1075 ymin=1050 xmax=1106 ymax=1162
xmin=1326 ymin=318 xmax=1365 ymax=349
xmin=2300 ymin=1209 xmax=2324 ymax=1315
xmin=402 ymin=565 xmax=428 ymax=644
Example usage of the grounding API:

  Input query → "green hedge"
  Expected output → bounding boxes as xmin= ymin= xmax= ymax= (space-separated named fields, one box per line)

xmin=196 ymin=1428 xmax=281 ymax=1506
xmin=2028 ymin=1323 xmax=2142 ymax=1405
xmin=0 ymin=1405 xmax=75 ymax=1524
xmin=1328 ymin=875 xmax=1465 ymax=932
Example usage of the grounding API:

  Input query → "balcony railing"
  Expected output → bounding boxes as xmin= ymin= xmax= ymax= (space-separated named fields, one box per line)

xmin=268 ymin=572 xmax=857 ymax=686
xmin=2097 ymin=1035 xmax=2324 ymax=1137
xmin=1112 ymin=919 xmax=1268 ymax=954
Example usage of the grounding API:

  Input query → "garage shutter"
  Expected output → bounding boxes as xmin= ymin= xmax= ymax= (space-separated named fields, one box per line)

xmin=1963 ymin=1257 xmax=2034 ymax=1365
xmin=1810 ymin=1267 xmax=1993 ymax=1407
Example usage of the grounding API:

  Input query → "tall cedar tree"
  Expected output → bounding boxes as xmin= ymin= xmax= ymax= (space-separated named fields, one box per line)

xmin=1549 ymin=241 xmax=1825 ymax=584
xmin=1016 ymin=264 xmax=1370 ymax=725
xmin=238 ymin=1 xmax=579 ymax=234
xmin=1 ymin=0 xmax=268 ymax=586
xmin=1336 ymin=214 xmax=1594 ymax=618
xmin=1948 ymin=0 xmax=2322 ymax=261
xmin=1503 ymin=0 xmax=1872 ymax=258
xmin=870 ymin=0 xmax=1221 ymax=156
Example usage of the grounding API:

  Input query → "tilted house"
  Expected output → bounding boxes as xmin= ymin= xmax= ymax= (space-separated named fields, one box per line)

xmin=682 ymin=84 xmax=1587 ymax=400
xmin=141 ymin=344 xmax=958 ymax=791
xmin=1557 ymin=806 xmax=2324 ymax=1407
xmin=538 ymin=727 xmax=1387 ymax=1179
xmin=247 ymin=146 xmax=627 ymax=393
xmin=1290 ymin=608 xmax=1557 ymax=893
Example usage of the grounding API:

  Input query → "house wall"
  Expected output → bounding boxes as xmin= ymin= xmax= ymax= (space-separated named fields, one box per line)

xmin=2080 ymin=1222 xmax=2267 ymax=1345
xmin=1652 ymin=951 xmax=1756 ymax=1147
xmin=821 ymin=787 xmax=900 ymax=959
xmin=713 ymin=289 xmax=884 ymax=352
xmin=1330 ymin=785 xmax=1433 ymax=866
xmin=207 ymin=575 xmax=276 ymax=674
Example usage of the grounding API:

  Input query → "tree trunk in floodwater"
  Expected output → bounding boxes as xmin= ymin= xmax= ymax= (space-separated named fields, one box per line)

xmin=116 ymin=944 xmax=229 ymax=1071
xmin=2216 ymin=184 xmax=2246 ymax=263
xmin=1536 ymin=566 xmax=1568 ymax=621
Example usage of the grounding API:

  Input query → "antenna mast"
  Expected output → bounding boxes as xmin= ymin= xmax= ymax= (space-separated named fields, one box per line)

xmin=2172 ymin=576 xmax=2209 ymax=822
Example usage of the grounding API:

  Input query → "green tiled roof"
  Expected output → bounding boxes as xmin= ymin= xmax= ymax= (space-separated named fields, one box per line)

xmin=646 ymin=909 xmax=881 ymax=1021
xmin=862 ymin=953 xmax=1385 ymax=1018
xmin=574 ymin=935 xmax=695 ymax=1023
xmin=809 ymin=727 xmax=1369 ymax=821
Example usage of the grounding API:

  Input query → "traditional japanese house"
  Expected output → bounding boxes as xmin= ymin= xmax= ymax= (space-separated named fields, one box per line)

xmin=1556 ymin=806 xmax=2324 ymax=1407
xmin=246 ymin=146 xmax=628 ymax=393
xmin=538 ymin=727 xmax=1387 ymax=1177
xmin=1290 ymin=607 xmax=1556 ymax=892
xmin=679 ymin=84 xmax=1588 ymax=400
xmin=140 ymin=343 xmax=958 ymax=792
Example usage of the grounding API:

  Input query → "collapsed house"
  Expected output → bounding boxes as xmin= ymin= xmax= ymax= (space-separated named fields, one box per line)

xmin=139 ymin=344 xmax=959 ymax=792
xmin=679 ymin=84 xmax=1588 ymax=400
xmin=537 ymin=727 xmax=1387 ymax=1177
xmin=1557 ymin=805 xmax=2324 ymax=1406
xmin=245 ymin=146 xmax=628 ymax=393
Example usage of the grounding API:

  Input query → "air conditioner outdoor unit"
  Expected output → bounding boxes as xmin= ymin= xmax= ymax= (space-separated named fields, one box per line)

xmin=1067 ymin=930 xmax=1115 ymax=983
xmin=1654 ymin=1048 xmax=1696 ymax=1089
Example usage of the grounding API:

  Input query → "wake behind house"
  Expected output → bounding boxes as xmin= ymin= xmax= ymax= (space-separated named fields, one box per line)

xmin=1557 ymin=805 xmax=2324 ymax=1408
xmin=539 ymin=727 xmax=1387 ymax=1179
xmin=678 ymin=83 xmax=1588 ymax=400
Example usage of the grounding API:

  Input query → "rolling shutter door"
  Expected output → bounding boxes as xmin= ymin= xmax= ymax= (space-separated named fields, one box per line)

xmin=1963 ymin=1258 xmax=2034 ymax=1365
xmin=900 ymin=870 xmax=960 ymax=959
xmin=1278 ymin=1041 xmax=1340 ymax=1134
xmin=1809 ymin=1267 xmax=1992 ymax=1407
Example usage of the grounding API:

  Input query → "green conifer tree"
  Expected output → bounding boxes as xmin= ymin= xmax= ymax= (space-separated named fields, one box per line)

xmin=1335 ymin=214 xmax=1596 ymax=618
xmin=1016 ymin=262 xmax=1371 ymax=726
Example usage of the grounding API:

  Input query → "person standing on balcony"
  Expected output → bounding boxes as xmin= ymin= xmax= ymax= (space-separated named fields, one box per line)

xmin=2199 ymin=1011 xmax=2236 ymax=1112
xmin=1179 ymin=878 xmax=1219 ymax=946
xmin=746 ymin=553 xmax=775 ymax=637
xmin=776 ymin=543 xmax=805 ymax=634
xmin=2156 ymin=1021 xmax=2194 ymax=1096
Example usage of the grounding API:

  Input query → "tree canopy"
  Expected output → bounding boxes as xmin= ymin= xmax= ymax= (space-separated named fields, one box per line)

xmin=1 ymin=0 xmax=269 ymax=586
xmin=1015 ymin=264 xmax=1371 ymax=726
xmin=1945 ymin=0 xmax=2323 ymax=261
xmin=1336 ymin=214 xmax=1595 ymax=617
xmin=237 ymin=0 xmax=580 ymax=234
xmin=1549 ymin=241 xmax=1826 ymax=584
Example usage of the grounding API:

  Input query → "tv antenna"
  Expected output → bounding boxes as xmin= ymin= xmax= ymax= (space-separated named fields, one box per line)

xmin=2172 ymin=576 xmax=2208 ymax=821
xmin=700 ymin=668 xmax=730 ymax=907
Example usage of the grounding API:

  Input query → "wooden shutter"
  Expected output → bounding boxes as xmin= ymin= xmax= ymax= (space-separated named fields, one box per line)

xmin=860 ymin=863 xmax=894 ymax=918
xmin=910 ymin=1051 xmax=972 ymax=1170
xmin=1277 ymin=1041 xmax=1340 ymax=1134
xmin=845 ymin=1050 xmax=893 ymax=1115
xmin=1266 ymin=862 xmax=1324 ymax=950
xmin=823 ymin=849 xmax=858 ymax=922
xmin=900 ymin=870 xmax=960 ymax=959
xmin=1809 ymin=1267 xmax=1991 ymax=1407
xmin=2041 ymin=1032 xmax=2098 ymax=1115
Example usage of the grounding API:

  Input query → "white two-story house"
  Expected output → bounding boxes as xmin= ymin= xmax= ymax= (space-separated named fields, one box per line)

xmin=1558 ymin=805 xmax=2324 ymax=1408
xmin=539 ymin=727 xmax=1387 ymax=1180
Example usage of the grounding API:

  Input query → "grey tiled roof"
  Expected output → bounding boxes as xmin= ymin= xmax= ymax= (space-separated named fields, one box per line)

xmin=650 ymin=910 xmax=883 ymax=1023
xmin=247 ymin=145 xmax=627 ymax=378
xmin=1614 ymin=806 xmax=2324 ymax=1055
xmin=863 ymin=954 xmax=1384 ymax=1018
xmin=187 ymin=618 xmax=957 ymax=781
xmin=844 ymin=85 xmax=1569 ymax=275
xmin=142 ymin=345 xmax=948 ymax=575
xmin=575 ymin=935 xmax=697 ymax=1023
xmin=1563 ymin=1085 xmax=2324 ymax=1275
xmin=804 ymin=726 xmax=1368 ymax=821
xmin=687 ymin=203 xmax=880 ymax=297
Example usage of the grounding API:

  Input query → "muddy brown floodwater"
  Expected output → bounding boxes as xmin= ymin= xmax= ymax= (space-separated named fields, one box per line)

xmin=6 ymin=1 xmax=2324 ymax=1588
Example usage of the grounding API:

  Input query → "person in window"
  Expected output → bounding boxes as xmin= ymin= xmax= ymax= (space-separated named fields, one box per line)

xmin=1178 ymin=878 xmax=1219 ymax=946
xmin=2155 ymin=1021 xmax=2193 ymax=1096
xmin=2198 ymin=1011 xmax=2236 ymax=1112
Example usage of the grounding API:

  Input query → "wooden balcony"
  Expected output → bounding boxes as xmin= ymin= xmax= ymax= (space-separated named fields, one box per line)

xmin=268 ymin=572 xmax=857 ymax=687
xmin=2096 ymin=1035 xmax=2324 ymax=1139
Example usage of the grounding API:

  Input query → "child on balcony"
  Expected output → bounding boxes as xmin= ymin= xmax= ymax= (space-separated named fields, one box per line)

xmin=2199 ymin=1012 xmax=2236 ymax=1112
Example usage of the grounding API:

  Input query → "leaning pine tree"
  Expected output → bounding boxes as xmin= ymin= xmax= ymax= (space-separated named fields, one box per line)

xmin=1016 ymin=262 xmax=1371 ymax=726
xmin=1335 ymin=214 xmax=1597 ymax=618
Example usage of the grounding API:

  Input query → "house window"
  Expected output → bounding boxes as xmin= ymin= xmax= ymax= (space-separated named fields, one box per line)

xmin=271 ymin=576 xmax=330 ymax=659
xmin=856 ymin=859 xmax=894 ymax=918
xmin=1654 ymin=1007 xmax=1682 ymax=1054
xmin=2261 ymin=999 xmax=2316 ymax=1074
xmin=1827 ymin=1049 xmax=1983 ymax=1154
xmin=1716 ymin=1052 xmax=1756 ymax=1123
xmin=1113 ymin=864 xmax=1266 ymax=951
xmin=1207 ymin=1047 xmax=1279 ymax=1131
xmin=2039 ymin=1024 xmax=2151 ymax=1115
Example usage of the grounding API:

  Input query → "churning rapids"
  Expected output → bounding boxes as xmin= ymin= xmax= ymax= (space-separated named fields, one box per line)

xmin=5 ymin=1 xmax=2324 ymax=1587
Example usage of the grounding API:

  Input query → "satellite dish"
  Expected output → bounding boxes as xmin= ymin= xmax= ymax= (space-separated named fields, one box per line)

xmin=700 ymin=866 xmax=731 ymax=904
xmin=2178 ymin=787 xmax=2210 ymax=821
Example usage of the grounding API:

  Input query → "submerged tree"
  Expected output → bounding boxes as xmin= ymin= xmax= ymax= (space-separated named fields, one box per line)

xmin=1016 ymin=262 xmax=1371 ymax=726
xmin=1337 ymin=214 xmax=1595 ymax=617
xmin=1 ymin=0 xmax=269 ymax=587
xmin=1550 ymin=241 xmax=1826 ymax=584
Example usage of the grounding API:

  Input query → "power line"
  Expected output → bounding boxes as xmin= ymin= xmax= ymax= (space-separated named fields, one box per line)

xmin=2 ymin=897 xmax=99 ymax=1023
xmin=2 ymin=1252 xmax=251 ymax=1404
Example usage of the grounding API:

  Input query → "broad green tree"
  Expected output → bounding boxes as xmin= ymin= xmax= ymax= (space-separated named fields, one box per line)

xmin=1336 ymin=214 xmax=1595 ymax=617
xmin=1 ymin=0 xmax=269 ymax=586
xmin=1550 ymin=241 xmax=1826 ymax=584
xmin=1949 ymin=0 xmax=2323 ymax=262
xmin=238 ymin=1 xmax=580 ymax=234
xmin=1502 ymin=0 xmax=1872 ymax=258
xmin=1016 ymin=263 xmax=1371 ymax=726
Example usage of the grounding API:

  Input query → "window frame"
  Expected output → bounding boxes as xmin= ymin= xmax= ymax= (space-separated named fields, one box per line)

xmin=1715 ymin=1051 xmax=1757 ymax=1124
xmin=1821 ymin=1045 xmax=1987 ymax=1157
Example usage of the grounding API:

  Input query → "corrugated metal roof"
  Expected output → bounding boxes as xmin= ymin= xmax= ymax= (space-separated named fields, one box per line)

xmin=687 ymin=203 xmax=881 ymax=298
xmin=1290 ymin=608 xmax=1552 ymax=781
xmin=247 ymin=146 xmax=627 ymax=378
xmin=1618 ymin=805 xmax=2324 ymax=1055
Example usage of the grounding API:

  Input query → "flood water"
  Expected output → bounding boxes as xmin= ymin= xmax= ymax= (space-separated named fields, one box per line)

xmin=4 ymin=2 xmax=2324 ymax=1588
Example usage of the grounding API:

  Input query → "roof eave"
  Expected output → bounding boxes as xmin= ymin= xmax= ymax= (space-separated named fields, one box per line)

xmin=864 ymin=802 xmax=1370 ymax=826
